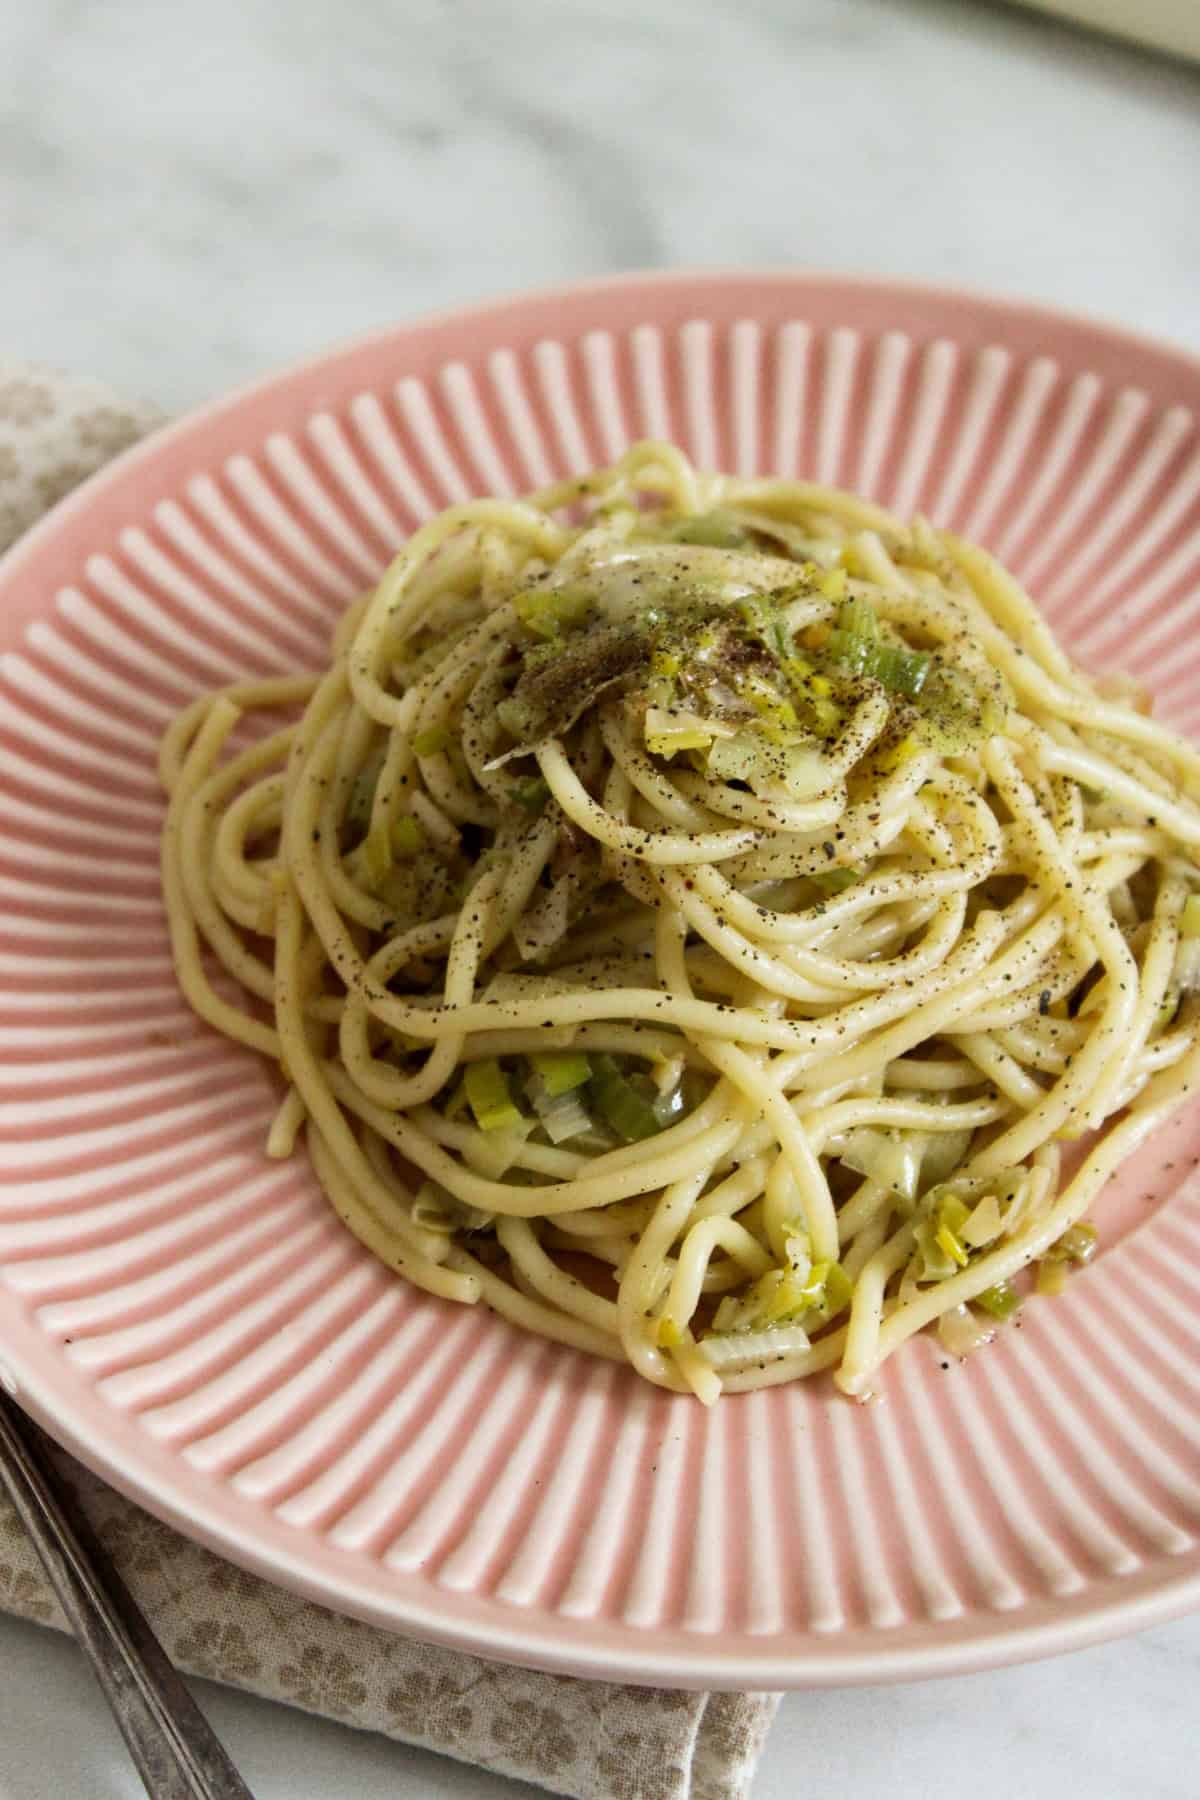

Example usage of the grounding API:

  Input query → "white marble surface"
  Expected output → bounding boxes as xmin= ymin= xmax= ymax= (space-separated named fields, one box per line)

xmin=0 ymin=1606 xmax=1199 ymax=1800
xmin=1 ymin=0 xmax=1198 ymax=417
xmin=1 ymin=1 xmax=1199 ymax=1796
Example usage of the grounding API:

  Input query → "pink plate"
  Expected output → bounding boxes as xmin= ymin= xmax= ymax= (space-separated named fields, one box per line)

xmin=1 ymin=272 xmax=1198 ymax=1688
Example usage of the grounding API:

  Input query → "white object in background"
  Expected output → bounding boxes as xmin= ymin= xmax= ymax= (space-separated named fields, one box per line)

xmin=1011 ymin=0 xmax=1200 ymax=61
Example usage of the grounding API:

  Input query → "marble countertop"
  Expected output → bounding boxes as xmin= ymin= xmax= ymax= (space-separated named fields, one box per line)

xmin=1 ymin=1 xmax=1198 ymax=1796
xmin=3 ymin=0 xmax=1198 ymax=412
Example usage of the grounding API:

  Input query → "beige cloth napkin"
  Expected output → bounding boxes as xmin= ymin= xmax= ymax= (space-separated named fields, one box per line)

xmin=0 ymin=361 xmax=781 ymax=1800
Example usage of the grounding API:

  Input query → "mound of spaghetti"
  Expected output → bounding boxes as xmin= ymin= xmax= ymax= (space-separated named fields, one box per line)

xmin=160 ymin=443 xmax=1200 ymax=1402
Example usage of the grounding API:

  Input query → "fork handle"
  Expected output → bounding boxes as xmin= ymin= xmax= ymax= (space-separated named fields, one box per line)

xmin=0 ymin=1395 xmax=254 ymax=1799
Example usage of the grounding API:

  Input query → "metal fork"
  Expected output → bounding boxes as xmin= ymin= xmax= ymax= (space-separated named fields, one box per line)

xmin=0 ymin=1393 xmax=255 ymax=1798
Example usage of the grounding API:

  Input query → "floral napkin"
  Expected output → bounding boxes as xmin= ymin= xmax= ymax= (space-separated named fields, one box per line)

xmin=0 ymin=361 xmax=781 ymax=1800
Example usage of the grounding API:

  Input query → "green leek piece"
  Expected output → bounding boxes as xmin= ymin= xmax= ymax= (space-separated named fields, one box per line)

xmin=699 ymin=1322 xmax=815 ymax=1368
xmin=795 ymin=690 xmax=843 ymax=735
xmin=777 ymin=742 xmax=833 ymax=797
xmin=460 ymin=1117 xmax=534 ymax=1178
xmin=796 ymin=1260 xmax=831 ymax=1308
xmin=937 ymin=1192 xmax=972 ymax=1235
xmin=735 ymin=593 xmax=793 ymax=663
xmin=1182 ymin=894 xmax=1200 ymax=938
xmin=838 ymin=1127 xmax=922 ymax=1203
xmin=975 ymin=1281 xmax=1021 ymax=1321
xmin=825 ymin=634 xmax=863 ymax=666
xmin=1036 ymin=1260 xmax=1068 ymax=1297
xmin=706 ymin=731 xmax=832 ymax=799
xmin=464 ymin=1059 xmax=524 ymax=1133
xmin=705 ymin=733 xmax=759 ymax=784
xmin=934 ymin=1221 xmax=969 ymax=1268
xmin=1044 ymin=1221 xmax=1098 ymax=1264
xmin=818 ymin=1261 xmax=853 ymax=1319
xmin=835 ymin=597 xmax=881 ymax=643
xmin=961 ymin=1191 xmax=1003 ymax=1248
xmin=799 ymin=1259 xmax=853 ymax=1323
xmin=932 ymin=1191 xmax=971 ymax=1267
xmin=512 ymin=584 xmax=593 ymax=639
xmin=760 ymin=1268 xmax=811 ymax=1324
xmin=810 ymin=865 xmax=861 ymax=895
xmin=709 ymin=1267 xmax=815 ymax=1336
xmin=391 ymin=814 xmax=425 ymax=857
xmin=913 ymin=1188 xmax=976 ymax=1278
xmin=496 ymin=695 xmax=531 ymax=740
xmin=741 ymin=668 xmax=800 ymax=732
xmin=914 ymin=1219 xmax=956 ymax=1282
xmin=512 ymin=775 xmax=550 ymax=812
xmin=412 ymin=724 xmax=451 ymax=756
xmin=827 ymin=615 xmax=932 ymax=698
xmin=527 ymin=1082 xmax=592 ymax=1144
xmin=645 ymin=648 xmax=681 ymax=710
xmin=530 ymin=1051 xmax=591 ymax=1096
xmin=666 ymin=510 xmax=749 ymax=549
xmin=591 ymin=1053 xmax=661 ymax=1142
xmin=644 ymin=708 xmax=720 ymax=756
xmin=411 ymin=1182 xmax=454 ymax=1232
xmin=721 ymin=1250 xmax=856 ymax=1333
xmin=870 ymin=641 xmax=932 ymax=698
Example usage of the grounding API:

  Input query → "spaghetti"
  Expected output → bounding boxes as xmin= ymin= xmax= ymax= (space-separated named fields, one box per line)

xmin=159 ymin=443 xmax=1200 ymax=1402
